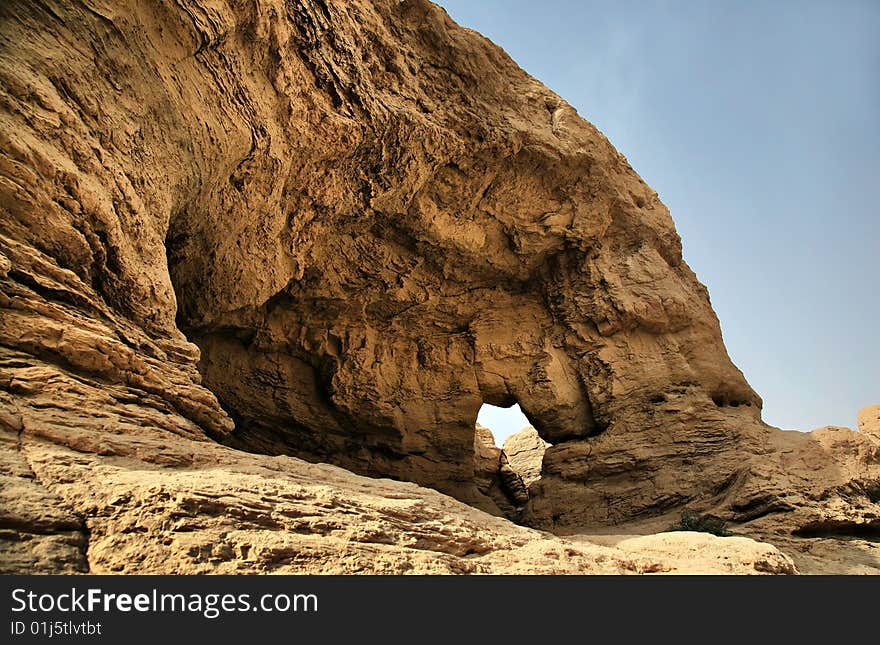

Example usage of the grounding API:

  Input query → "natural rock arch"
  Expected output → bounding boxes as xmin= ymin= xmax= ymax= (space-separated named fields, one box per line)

xmin=2 ymin=0 xmax=764 ymax=523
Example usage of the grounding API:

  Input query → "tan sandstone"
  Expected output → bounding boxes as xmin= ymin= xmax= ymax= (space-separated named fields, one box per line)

xmin=503 ymin=426 xmax=549 ymax=488
xmin=1 ymin=419 xmax=796 ymax=574
xmin=0 ymin=0 xmax=877 ymax=574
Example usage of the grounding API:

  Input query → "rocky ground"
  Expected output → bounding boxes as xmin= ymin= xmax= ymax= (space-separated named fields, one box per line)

xmin=1 ymin=419 xmax=798 ymax=574
xmin=2 ymin=394 xmax=876 ymax=573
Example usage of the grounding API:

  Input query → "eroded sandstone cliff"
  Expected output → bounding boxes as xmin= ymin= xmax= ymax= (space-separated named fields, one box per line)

xmin=1 ymin=0 xmax=878 ymax=574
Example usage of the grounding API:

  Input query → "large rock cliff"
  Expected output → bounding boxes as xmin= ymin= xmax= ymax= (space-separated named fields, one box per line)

xmin=1 ymin=0 xmax=877 ymax=573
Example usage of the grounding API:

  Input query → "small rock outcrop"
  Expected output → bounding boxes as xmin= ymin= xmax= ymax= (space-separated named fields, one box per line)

xmin=503 ymin=427 xmax=550 ymax=488
xmin=1 ymin=422 xmax=798 ymax=574
xmin=473 ymin=424 xmax=529 ymax=515
xmin=859 ymin=405 xmax=880 ymax=441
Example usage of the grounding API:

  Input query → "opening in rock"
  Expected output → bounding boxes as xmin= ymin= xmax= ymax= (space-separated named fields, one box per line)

xmin=473 ymin=402 xmax=552 ymax=518
xmin=473 ymin=402 xmax=535 ymax=517
xmin=477 ymin=403 xmax=532 ymax=448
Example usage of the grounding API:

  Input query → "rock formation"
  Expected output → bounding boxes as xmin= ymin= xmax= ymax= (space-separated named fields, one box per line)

xmin=0 ymin=0 xmax=878 ymax=574
xmin=473 ymin=424 xmax=529 ymax=515
xmin=859 ymin=405 xmax=880 ymax=441
xmin=0 ymin=0 xmax=760 ymax=511
xmin=1 ymin=422 xmax=798 ymax=574
xmin=503 ymin=426 xmax=549 ymax=488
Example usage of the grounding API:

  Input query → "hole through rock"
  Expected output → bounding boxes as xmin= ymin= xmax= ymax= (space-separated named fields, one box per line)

xmin=477 ymin=403 xmax=532 ymax=448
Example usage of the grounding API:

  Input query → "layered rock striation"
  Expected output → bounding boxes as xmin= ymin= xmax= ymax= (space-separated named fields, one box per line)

xmin=0 ymin=0 xmax=878 ymax=573
xmin=0 ymin=0 xmax=757 ymax=508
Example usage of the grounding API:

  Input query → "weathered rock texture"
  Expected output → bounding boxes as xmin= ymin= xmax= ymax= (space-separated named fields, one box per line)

xmin=574 ymin=532 xmax=796 ymax=575
xmin=0 ymin=0 xmax=878 ymax=574
xmin=860 ymin=406 xmax=880 ymax=442
xmin=1 ymin=420 xmax=798 ymax=574
xmin=503 ymin=426 xmax=549 ymax=488
xmin=473 ymin=424 xmax=528 ymax=516
xmin=0 ymin=0 xmax=761 ymax=511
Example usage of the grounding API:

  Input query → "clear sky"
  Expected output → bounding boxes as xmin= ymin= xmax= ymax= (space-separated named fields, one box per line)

xmin=439 ymin=0 xmax=879 ymax=443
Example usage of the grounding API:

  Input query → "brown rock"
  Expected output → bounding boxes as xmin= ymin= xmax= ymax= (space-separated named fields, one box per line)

xmin=0 ymin=0 xmax=760 ymax=516
xmin=473 ymin=424 xmax=502 ymax=496
xmin=0 ymin=0 xmax=878 ymax=574
xmin=858 ymin=405 xmax=880 ymax=441
xmin=498 ymin=459 xmax=530 ymax=508
xmin=503 ymin=426 xmax=549 ymax=488
xmin=0 ymin=403 xmax=88 ymax=573
xmin=473 ymin=424 xmax=529 ymax=514
xmin=4 ymin=425 xmax=797 ymax=574
xmin=576 ymin=533 xmax=797 ymax=575
xmin=716 ymin=425 xmax=880 ymax=569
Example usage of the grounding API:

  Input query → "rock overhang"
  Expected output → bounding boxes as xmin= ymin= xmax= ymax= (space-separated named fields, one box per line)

xmin=2 ymin=1 xmax=876 ymax=558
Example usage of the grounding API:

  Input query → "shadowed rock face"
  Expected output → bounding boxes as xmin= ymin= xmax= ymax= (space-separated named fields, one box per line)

xmin=503 ymin=427 xmax=548 ymax=489
xmin=1 ymin=0 xmax=878 ymax=565
xmin=0 ymin=0 xmax=760 ymax=514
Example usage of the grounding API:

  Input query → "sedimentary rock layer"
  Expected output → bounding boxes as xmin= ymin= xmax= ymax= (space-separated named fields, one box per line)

xmin=1 ymin=420 xmax=798 ymax=574
xmin=0 ymin=0 xmax=878 ymax=575
xmin=0 ymin=0 xmax=759 ymax=514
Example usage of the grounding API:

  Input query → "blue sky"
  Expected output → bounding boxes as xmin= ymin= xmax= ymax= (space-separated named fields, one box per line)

xmin=439 ymin=0 xmax=879 ymax=444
